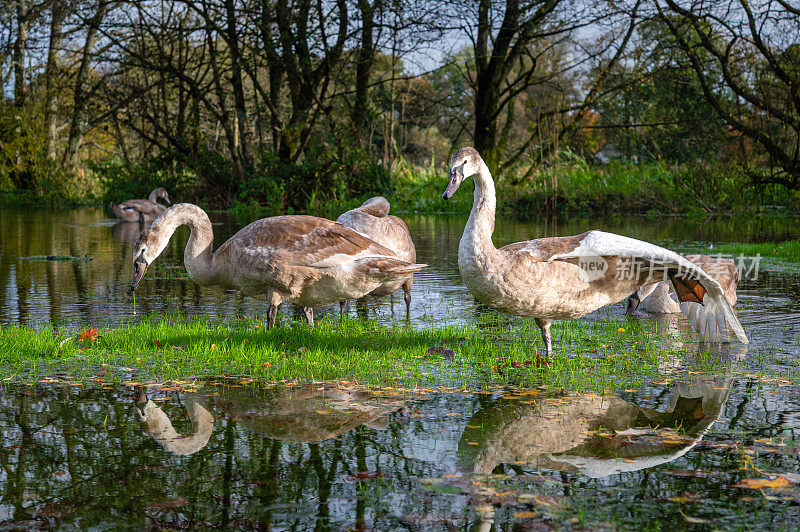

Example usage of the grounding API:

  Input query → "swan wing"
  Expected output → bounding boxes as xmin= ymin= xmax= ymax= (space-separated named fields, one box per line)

xmin=118 ymin=199 xmax=165 ymax=216
xmin=547 ymin=231 xmax=747 ymax=344
xmin=222 ymin=215 xmax=400 ymax=268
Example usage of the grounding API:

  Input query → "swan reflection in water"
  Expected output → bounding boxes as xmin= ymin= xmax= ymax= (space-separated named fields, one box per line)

xmin=133 ymin=384 xmax=404 ymax=455
xmin=460 ymin=375 xmax=732 ymax=478
xmin=133 ymin=386 xmax=215 ymax=456
xmin=112 ymin=220 xmax=146 ymax=243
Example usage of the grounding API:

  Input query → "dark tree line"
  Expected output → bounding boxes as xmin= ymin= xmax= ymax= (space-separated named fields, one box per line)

xmin=1 ymin=0 xmax=798 ymax=205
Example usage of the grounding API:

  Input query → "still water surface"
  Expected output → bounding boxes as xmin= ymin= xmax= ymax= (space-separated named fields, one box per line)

xmin=1 ymin=206 xmax=800 ymax=529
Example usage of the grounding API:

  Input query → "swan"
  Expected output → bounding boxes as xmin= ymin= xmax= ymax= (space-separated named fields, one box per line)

xmin=129 ymin=203 xmax=426 ymax=326
xmin=335 ymin=197 xmax=417 ymax=317
xmin=442 ymin=147 xmax=747 ymax=355
xmin=110 ymin=187 xmax=171 ymax=223
xmin=627 ymin=254 xmax=739 ymax=314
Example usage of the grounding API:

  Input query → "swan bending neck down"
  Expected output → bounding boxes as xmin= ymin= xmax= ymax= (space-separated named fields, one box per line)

xmin=335 ymin=196 xmax=417 ymax=317
xmin=442 ymin=147 xmax=748 ymax=355
xmin=130 ymin=203 xmax=427 ymax=326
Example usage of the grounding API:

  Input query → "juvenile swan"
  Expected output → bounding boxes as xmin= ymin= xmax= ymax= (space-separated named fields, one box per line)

xmin=129 ymin=204 xmax=426 ymax=326
xmin=335 ymin=197 xmax=417 ymax=316
xmin=627 ymin=254 xmax=739 ymax=314
xmin=442 ymin=147 xmax=747 ymax=355
xmin=110 ymin=187 xmax=171 ymax=223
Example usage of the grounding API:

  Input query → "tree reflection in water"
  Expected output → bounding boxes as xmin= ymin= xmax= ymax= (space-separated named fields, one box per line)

xmin=0 ymin=373 xmax=799 ymax=529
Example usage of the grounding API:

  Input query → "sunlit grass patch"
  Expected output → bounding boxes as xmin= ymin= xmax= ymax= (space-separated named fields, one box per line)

xmin=715 ymin=238 xmax=800 ymax=263
xmin=0 ymin=314 xmax=774 ymax=390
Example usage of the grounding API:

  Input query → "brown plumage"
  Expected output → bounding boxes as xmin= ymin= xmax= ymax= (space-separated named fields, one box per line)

xmin=442 ymin=147 xmax=747 ymax=355
xmin=627 ymin=254 xmax=739 ymax=314
xmin=130 ymin=203 xmax=427 ymax=326
xmin=110 ymin=187 xmax=170 ymax=223
xmin=335 ymin=197 xmax=417 ymax=317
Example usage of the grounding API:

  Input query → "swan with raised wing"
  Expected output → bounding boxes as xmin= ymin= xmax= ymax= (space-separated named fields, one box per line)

xmin=442 ymin=147 xmax=747 ymax=355
xmin=627 ymin=254 xmax=739 ymax=314
xmin=335 ymin=197 xmax=417 ymax=317
xmin=130 ymin=203 xmax=427 ymax=326
xmin=110 ymin=187 xmax=171 ymax=223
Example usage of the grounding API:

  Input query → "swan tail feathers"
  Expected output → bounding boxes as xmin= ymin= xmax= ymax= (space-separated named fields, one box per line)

xmin=356 ymin=257 xmax=426 ymax=278
xmin=679 ymin=294 xmax=748 ymax=344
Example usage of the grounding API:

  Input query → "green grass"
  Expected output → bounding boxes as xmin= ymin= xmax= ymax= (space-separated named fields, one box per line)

xmin=390 ymin=158 xmax=800 ymax=219
xmin=0 ymin=313 xmax=769 ymax=390
xmin=715 ymin=239 xmax=800 ymax=263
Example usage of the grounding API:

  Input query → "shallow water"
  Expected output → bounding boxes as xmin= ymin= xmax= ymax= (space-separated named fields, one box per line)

xmin=1 ymin=207 xmax=799 ymax=332
xmin=1 ymin=206 xmax=800 ymax=528
xmin=0 ymin=377 xmax=799 ymax=529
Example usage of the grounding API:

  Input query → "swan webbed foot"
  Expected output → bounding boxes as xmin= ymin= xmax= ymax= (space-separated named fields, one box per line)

xmin=303 ymin=306 xmax=315 ymax=327
xmin=535 ymin=317 xmax=552 ymax=357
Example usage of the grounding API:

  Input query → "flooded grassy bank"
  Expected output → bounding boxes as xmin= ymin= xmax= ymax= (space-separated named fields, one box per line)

xmin=0 ymin=314 xmax=793 ymax=392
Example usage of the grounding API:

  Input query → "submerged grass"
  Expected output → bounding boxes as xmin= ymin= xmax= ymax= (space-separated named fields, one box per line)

xmin=0 ymin=313 xmax=772 ymax=390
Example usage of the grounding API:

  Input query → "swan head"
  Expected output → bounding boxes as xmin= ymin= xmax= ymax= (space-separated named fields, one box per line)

xmin=130 ymin=216 xmax=171 ymax=291
xmin=155 ymin=187 xmax=170 ymax=205
xmin=443 ymin=147 xmax=482 ymax=200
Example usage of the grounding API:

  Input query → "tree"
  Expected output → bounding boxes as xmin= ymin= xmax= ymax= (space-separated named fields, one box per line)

xmin=657 ymin=0 xmax=800 ymax=188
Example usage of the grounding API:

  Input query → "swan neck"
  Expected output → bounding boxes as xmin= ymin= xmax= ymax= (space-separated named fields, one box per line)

xmin=182 ymin=211 xmax=216 ymax=285
xmin=465 ymin=161 xmax=496 ymax=250
xmin=148 ymin=189 xmax=159 ymax=203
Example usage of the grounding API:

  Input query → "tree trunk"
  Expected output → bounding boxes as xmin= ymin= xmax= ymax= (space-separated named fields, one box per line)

xmin=224 ymin=0 xmax=254 ymax=172
xmin=13 ymin=0 xmax=31 ymax=107
xmin=45 ymin=0 xmax=68 ymax=158
xmin=64 ymin=0 xmax=109 ymax=167
xmin=351 ymin=0 xmax=378 ymax=144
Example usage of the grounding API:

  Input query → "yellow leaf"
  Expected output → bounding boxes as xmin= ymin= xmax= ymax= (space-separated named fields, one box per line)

xmin=513 ymin=511 xmax=538 ymax=519
xmin=732 ymin=477 xmax=792 ymax=489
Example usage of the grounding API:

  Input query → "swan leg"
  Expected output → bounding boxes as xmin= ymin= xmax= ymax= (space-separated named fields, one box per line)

xmin=339 ymin=300 xmax=347 ymax=318
xmin=535 ymin=318 xmax=552 ymax=357
xmin=303 ymin=307 xmax=315 ymax=327
xmin=402 ymin=278 xmax=412 ymax=319
xmin=267 ymin=305 xmax=278 ymax=327
xmin=267 ymin=291 xmax=282 ymax=328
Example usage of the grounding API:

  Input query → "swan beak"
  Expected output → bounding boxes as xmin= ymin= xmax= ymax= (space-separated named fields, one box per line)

xmin=131 ymin=258 xmax=148 ymax=291
xmin=625 ymin=293 xmax=641 ymax=315
xmin=442 ymin=168 xmax=463 ymax=200
xmin=165 ymin=194 xmax=171 ymax=205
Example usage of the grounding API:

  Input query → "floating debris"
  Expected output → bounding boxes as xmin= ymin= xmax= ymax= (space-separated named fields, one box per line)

xmin=20 ymin=255 xmax=92 ymax=262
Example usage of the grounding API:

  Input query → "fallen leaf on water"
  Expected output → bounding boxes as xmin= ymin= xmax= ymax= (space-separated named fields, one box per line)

xmin=614 ymin=428 xmax=656 ymax=436
xmin=146 ymin=497 xmax=189 ymax=509
xmin=513 ymin=511 xmax=538 ymax=519
xmin=77 ymin=328 xmax=100 ymax=342
xmin=758 ymin=470 xmax=800 ymax=484
xmin=345 ymin=471 xmax=384 ymax=481
xmin=732 ymin=477 xmax=792 ymax=489
xmin=679 ymin=509 xmax=709 ymax=524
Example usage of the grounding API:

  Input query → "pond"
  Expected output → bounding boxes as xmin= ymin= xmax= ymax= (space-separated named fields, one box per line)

xmin=1 ymin=205 xmax=800 ymax=529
